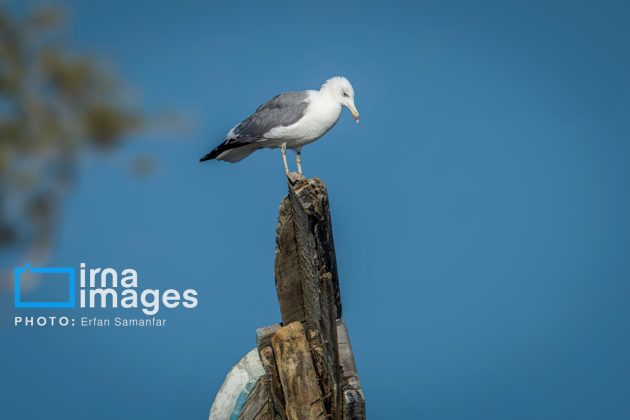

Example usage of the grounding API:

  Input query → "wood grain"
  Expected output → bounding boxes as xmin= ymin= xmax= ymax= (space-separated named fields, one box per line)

xmin=287 ymin=177 xmax=342 ymax=418
xmin=337 ymin=320 xmax=365 ymax=419
xmin=259 ymin=346 xmax=287 ymax=420
xmin=274 ymin=197 xmax=305 ymax=324
xmin=238 ymin=376 xmax=273 ymax=420
xmin=271 ymin=321 xmax=326 ymax=420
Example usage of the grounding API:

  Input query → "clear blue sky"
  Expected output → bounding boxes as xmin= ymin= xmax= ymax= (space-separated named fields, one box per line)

xmin=2 ymin=0 xmax=630 ymax=419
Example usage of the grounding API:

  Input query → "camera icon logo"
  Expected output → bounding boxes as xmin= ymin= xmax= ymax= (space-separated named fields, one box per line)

xmin=14 ymin=264 xmax=76 ymax=308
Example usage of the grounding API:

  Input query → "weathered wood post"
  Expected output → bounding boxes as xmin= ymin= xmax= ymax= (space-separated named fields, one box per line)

xmin=210 ymin=175 xmax=365 ymax=420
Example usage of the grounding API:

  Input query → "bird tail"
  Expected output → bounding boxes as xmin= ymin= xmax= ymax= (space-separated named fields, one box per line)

xmin=200 ymin=142 xmax=260 ymax=163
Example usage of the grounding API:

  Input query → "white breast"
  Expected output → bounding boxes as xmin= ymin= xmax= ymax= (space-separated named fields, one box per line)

xmin=264 ymin=91 xmax=342 ymax=148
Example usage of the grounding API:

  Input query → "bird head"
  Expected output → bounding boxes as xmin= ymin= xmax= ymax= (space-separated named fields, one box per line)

xmin=321 ymin=76 xmax=360 ymax=123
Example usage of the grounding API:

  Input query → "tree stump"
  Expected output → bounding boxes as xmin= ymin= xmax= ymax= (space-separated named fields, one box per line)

xmin=210 ymin=174 xmax=365 ymax=420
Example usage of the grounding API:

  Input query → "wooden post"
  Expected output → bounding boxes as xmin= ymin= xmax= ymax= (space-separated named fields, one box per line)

xmin=214 ymin=175 xmax=365 ymax=420
xmin=284 ymin=175 xmax=342 ymax=418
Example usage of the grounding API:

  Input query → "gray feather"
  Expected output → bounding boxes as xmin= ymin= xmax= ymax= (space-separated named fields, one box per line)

xmin=215 ymin=144 xmax=259 ymax=163
xmin=226 ymin=91 xmax=309 ymax=145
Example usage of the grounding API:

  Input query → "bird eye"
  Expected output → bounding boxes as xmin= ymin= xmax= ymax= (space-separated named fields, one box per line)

xmin=342 ymin=91 xmax=348 ymax=97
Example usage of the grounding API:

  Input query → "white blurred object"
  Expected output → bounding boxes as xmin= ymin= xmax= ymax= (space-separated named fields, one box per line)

xmin=209 ymin=348 xmax=265 ymax=420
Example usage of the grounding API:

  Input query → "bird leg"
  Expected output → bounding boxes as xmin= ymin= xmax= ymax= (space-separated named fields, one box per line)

xmin=296 ymin=151 xmax=302 ymax=175
xmin=280 ymin=143 xmax=289 ymax=175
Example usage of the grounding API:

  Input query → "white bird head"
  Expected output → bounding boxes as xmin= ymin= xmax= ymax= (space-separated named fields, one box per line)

xmin=320 ymin=76 xmax=360 ymax=123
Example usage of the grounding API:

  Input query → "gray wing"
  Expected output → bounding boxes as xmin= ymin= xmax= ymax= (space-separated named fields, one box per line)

xmin=200 ymin=91 xmax=309 ymax=163
xmin=228 ymin=91 xmax=309 ymax=142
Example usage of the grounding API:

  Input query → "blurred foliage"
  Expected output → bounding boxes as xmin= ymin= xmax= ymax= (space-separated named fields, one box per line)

xmin=0 ymin=4 xmax=143 ymax=264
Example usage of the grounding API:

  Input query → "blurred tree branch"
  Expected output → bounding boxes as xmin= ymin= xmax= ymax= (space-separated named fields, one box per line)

xmin=0 ymin=4 xmax=143 ymax=267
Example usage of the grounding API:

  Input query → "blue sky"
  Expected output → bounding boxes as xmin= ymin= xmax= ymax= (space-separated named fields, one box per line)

xmin=2 ymin=1 xmax=630 ymax=419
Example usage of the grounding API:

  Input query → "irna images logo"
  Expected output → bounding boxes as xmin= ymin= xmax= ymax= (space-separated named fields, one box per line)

xmin=14 ymin=263 xmax=198 ymax=316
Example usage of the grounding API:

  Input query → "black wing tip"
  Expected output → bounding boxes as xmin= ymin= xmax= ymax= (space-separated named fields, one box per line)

xmin=199 ymin=148 xmax=221 ymax=162
xmin=201 ymin=140 xmax=238 ymax=163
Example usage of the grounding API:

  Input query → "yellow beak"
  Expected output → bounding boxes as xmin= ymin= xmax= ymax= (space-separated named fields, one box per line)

xmin=349 ymin=104 xmax=360 ymax=123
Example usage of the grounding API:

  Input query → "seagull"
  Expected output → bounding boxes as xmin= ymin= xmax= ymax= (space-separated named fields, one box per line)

xmin=200 ymin=76 xmax=359 ymax=175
